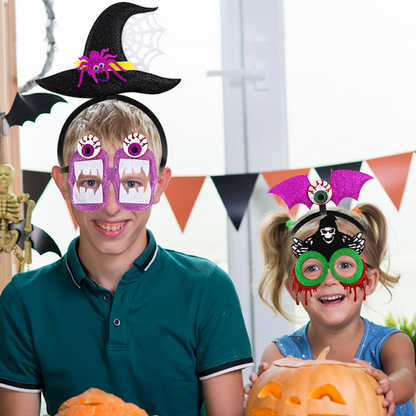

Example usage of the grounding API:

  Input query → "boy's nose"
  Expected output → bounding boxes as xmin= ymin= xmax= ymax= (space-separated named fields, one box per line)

xmin=101 ymin=184 xmax=121 ymax=216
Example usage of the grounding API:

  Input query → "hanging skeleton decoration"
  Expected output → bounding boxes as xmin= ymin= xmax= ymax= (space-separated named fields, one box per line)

xmin=0 ymin=163 xmax=35 ymax=272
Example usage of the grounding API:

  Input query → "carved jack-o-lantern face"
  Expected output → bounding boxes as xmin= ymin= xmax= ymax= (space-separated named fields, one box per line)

xmin=56 ymin=388 xmax=149 ymax=416
xmin=245 ymin=348 xmax=386 ymax=416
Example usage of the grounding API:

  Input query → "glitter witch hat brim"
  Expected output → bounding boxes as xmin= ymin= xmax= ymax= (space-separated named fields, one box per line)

xmin=36 ymin=2 xmax=180 ymax=97
xmin=37 ymin=69 xmax=180 ymax=98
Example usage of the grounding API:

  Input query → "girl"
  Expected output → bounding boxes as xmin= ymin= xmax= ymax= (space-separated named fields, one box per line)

xmin=246 ymin=202 xmax=416 ymax=416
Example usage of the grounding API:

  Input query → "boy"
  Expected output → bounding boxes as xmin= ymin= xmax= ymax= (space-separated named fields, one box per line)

xmin=0 ymin=98 xmax=253 ymax=416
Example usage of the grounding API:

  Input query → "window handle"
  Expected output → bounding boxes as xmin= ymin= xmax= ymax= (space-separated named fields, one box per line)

xmin=207 ymin=60 xmax=270 ymax=90
xmin=207 ymin=69 xmax=267 ymax=78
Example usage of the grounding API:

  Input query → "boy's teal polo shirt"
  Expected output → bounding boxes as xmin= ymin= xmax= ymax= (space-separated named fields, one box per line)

xmin=0 ymin=230 xmax=253 ymax=416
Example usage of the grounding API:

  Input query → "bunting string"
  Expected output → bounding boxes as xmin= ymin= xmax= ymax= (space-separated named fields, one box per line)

xmin=23 ymin=151 xmax=414 ymax=232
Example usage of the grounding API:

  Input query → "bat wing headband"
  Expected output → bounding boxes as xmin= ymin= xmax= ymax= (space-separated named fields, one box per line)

xmin=268 ymin=170 xmax=373 ymax=304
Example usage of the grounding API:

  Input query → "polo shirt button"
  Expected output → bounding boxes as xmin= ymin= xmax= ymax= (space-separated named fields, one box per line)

xmin=113 ymin=318 xmax=121 ymax=327
xmin=103 ymin=294 xmax=111 ymax=301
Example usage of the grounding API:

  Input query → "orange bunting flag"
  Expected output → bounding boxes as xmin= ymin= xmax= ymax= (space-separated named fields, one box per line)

xmin=66 ymin=201 xmax=79 ymax=230
xmin=262 ymin=168 xmax=311 ymax=217
xmin=367 ymin=152 xmax=413 ymax=211
xmin=165 ymin=177 xmax=206 ymax=232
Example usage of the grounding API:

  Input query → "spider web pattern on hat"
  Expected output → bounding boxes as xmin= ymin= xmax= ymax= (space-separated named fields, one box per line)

xmin=122 ymin=11 xmax=166 ymax=72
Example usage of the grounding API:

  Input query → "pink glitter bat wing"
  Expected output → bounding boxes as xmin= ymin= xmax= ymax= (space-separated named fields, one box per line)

xmin=268 ymin=174 xmax=313 ymax=209
xmin=330 ymin=170 xmax=373 ymax=206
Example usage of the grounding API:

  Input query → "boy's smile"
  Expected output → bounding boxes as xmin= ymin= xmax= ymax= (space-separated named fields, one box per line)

xmin=93 ymin=219 xmax=128 ymax=235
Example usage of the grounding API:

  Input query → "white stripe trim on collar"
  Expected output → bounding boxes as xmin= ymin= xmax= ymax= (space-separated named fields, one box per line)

xmin=144 ymin=245 xmax=158 ymax=271
xmin=66 ymin=257 xmax=81 ymax=289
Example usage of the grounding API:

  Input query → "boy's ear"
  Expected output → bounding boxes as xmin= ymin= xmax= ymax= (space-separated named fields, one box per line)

xmin=364 ymin=267 xmax=379 ymax=296
xmin=154 ymin=167 xmax=171 ymax=204
xmin=51 ymin=166 xmax=70 ymax=201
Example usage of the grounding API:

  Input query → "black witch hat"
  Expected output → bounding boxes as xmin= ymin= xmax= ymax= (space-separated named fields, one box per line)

xmin=36 ymin=2 xmax=180 ymax=98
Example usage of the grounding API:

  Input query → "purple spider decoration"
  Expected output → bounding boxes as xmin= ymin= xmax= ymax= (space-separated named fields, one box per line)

xmin=76 ymin=48 xmax=127 ymax=87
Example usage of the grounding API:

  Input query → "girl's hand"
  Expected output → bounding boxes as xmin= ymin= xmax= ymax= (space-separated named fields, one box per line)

xmin=243 ymin=362 xmax=270 ymax=395
xmin=353 ymin=358 xmax=395 ymax=416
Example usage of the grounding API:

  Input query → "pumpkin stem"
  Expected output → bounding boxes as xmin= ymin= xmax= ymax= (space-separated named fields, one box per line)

xmin=317 ymin=346 xmax=330 ymax=360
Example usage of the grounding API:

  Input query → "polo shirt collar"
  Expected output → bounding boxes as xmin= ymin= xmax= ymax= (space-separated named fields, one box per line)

xmin=66 ymin=230 xmax=158 ymax=288
xmin=133 ymin=230 xmax=158 ymax=271
xmin=66 ymin=238 xmax=85 ymax=288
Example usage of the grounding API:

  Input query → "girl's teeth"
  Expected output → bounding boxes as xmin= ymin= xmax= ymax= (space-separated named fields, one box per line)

xmin=321 ymin=295 xmax=342 ymax=301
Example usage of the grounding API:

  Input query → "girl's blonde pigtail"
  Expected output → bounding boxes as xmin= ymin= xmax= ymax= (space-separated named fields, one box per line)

xmin=258 ymin=210 xmax=294 ymax=321
xmin=357 ymin=203 xmax=399 ymax=294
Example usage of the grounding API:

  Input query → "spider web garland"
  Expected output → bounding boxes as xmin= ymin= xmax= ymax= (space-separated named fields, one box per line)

xmin=122 ymin=12 xmax=166 ymax=72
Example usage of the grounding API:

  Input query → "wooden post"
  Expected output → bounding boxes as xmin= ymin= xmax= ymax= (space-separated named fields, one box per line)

xmin=0 ymin=0 xmax=22 ymax=292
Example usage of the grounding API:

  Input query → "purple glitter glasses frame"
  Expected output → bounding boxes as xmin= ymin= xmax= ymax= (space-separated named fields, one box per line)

xmin=67 ymin=147 xmax=159 ymax=212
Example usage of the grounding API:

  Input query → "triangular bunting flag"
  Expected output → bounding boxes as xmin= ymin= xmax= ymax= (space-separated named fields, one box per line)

xmin=165 ymin=176 xmax=206 ymax=232
xmin=315 ymin=161 xmax=363 ymax=182
xmin=262 ymin=168 xmax=310 ymax=217
xmin=22 ymin=170 xmax=52 ymax=218
xmin=211 ymin=173 xmax=259 ymax=230
xmin=315 ymin=162 xmax=363 ymax=209
xmin=66 ymin=201 xmax=79 ymax=230
xmin=367 ymin=152 xmax=413 ymax=210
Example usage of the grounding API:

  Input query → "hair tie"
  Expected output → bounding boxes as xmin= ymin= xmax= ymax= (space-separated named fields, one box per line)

xmin=286 ymin=219 xmax=296 ymax=228
xmin=351 ymin=207 xmax=362 ymax=216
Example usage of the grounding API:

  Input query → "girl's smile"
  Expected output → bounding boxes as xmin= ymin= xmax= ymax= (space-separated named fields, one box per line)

xmin=317 ymin=293 xmax=346 ymax=306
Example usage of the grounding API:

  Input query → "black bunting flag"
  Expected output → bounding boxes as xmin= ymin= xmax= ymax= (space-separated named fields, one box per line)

xmin=22 ymin=170 xmax=52 ymax=218
xmin=211 ymin=173 xmax=259 ymax=230
xmin=315 ymin=161 xmax=363 ymax=182
xmin=315 ymin=162 xmax=363 ymax=209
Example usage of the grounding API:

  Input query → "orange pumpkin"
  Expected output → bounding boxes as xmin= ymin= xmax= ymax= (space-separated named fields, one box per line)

xmin=246 ymin=347 xmax=386 ymax=416
xmin=56 ymin=388 xmax=149 ymax=416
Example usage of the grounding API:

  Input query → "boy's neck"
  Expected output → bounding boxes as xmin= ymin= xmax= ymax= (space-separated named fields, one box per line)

xmin=76 ymin=230 xmax=148 ymax=293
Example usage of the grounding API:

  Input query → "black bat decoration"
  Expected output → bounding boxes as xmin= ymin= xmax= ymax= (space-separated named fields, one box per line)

xmin=4 ymin=92 xmax=67 ymax=128
xmin=9 ymin=220 xmax=62 ymax=258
